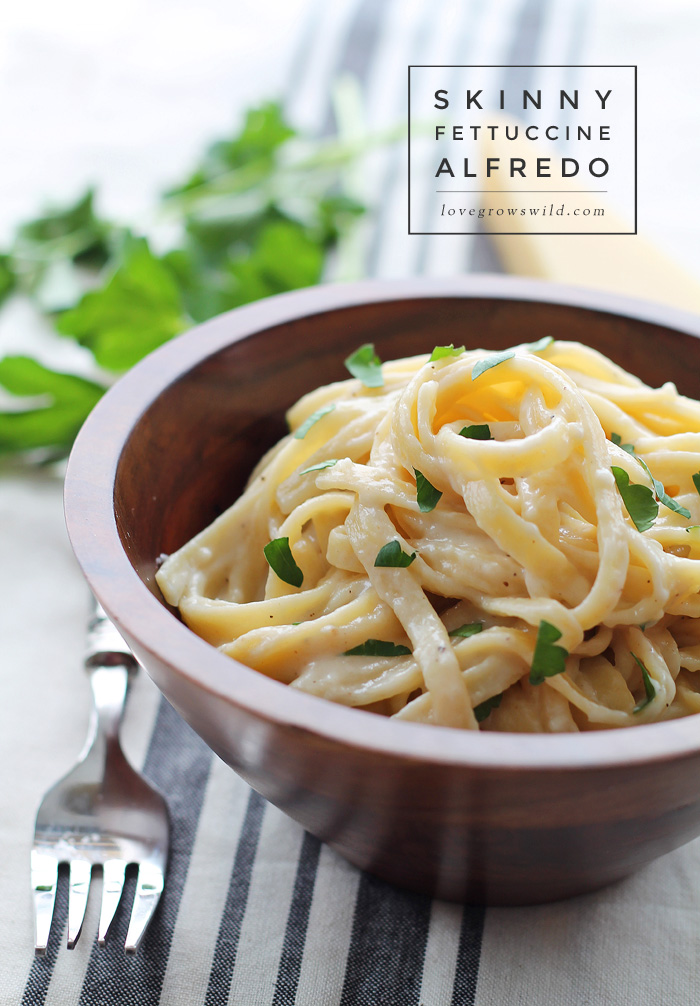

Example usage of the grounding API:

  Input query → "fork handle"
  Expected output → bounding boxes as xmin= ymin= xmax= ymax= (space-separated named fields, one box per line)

xmin=86 ymin=596 xmax=139 ymax=670
xmin=82 ymin=596 xmax=139 ymax=752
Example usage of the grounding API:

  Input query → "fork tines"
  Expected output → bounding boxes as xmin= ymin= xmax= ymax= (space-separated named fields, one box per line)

xmin=32 ymin=849 xmax=166 ymax=956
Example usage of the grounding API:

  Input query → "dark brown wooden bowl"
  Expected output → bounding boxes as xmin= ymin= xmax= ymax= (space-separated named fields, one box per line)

xmin=65 ymin=276 xmax=700 ymax=905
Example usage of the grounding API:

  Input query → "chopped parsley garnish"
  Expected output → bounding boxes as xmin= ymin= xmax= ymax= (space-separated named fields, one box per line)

xmin=611 ymin=466 xmax=658 ymax=532
xmin=459 ymin=423 xmax=492 ymax=440
xmin=471 ymin=350 xmax=515 ymax=380
xmin=263 ymin=537 xmax=304 ymax=587
xmin=344 ymin=639 xmax=411 ymax=656
xmin=374 ymin=540 xmax=416 ymax=567
xmin=526 ymin=336 xmax=554 ymax=353
xmin=636 ymin=457 xmax=691 ymax=519
xmin=611 ymin=432 xmax=636 ymax=455
xmin=686 ymin=525 xmax=700 ymax=533
xmin=631 ymin=653 xmax=657 ymax=712
xmin=529 ymin=620 xmax=568 ymax=685
xmin=693 ymin=472 xmax=700 ymax=497
xmin=414 ymin=469 xmax=442 ymax=512
xmin=299 ymin=458 xmax=338 ymax=474
xmin=449 ymin=622 xmax=483 ymax=638
xmin=474 ymin=692 xmax=503 ymax=723
xmin=430 ymin=344 xmax=465 ymax=362
xmin=293 ymin=403 xmax=335 ymax=439
xmin=653 ymin=486 xmax=691 ymax=519
xmin=344 ymin=343 xmax=384 ymax=388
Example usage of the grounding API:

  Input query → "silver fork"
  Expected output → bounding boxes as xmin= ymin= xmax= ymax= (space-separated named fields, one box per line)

xmin=32 ymin=598 xmax=169 ymax=955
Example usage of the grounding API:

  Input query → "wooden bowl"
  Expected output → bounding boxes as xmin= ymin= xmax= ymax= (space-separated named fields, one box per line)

xmin=65 ymin=276 xmax=700 ymax=905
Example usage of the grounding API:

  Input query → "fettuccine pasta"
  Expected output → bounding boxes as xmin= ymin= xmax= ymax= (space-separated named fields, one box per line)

xmin=156 ymin=339 xmax=700 ymax=732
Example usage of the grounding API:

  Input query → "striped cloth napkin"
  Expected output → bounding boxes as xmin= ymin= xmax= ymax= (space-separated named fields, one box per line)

xmin=6 ymin=1 xmax=700 ymax=1004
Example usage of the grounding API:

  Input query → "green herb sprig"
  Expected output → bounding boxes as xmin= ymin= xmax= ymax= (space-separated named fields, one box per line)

xmin=299 ymin=458 xmax=338 ymax=474
xmin=474 ymin=692 xmax=503 ymax=723
xmin=0 ymin=101 xmax=368 ymax=463
xmin=344 ymin=344 xmax=383 ymax=388
xmin=631 ymin=653 xmax=657 ymax=713
xmin=344 ymin=639 xmax=411 ymax=656
xmin=611 ymin=466 xmax=659 ymax=532
xmin=529 ymin=620 xmax=568 ymax=686
xmin=430 ymin=344 xmax=465 ymax=362
xmin=471 ymin=350 xmax=515 ymax=380
xmin=294 ymin=404 xmax=336 ymax=440
xmin=449 ymin=622 xmax=483 ymax=638
xmin=263 ymin=537 xmax=304 ymax=588
xmin=0 ymin=356 xmax=104 ymax=456
xmin=611 ymin=432 xmax=636 ymax=456
xmin=374 ymin=540 xmax=416 ymax=567
xmin=635 ymin=457 xmax=691 ymax=519
xmin=414 ymin=469 xmax=442 ymax=512
xmin=459 ymin=423 xmax=492 ymax=440
xmin=526 ymin=336 xmax=554 ymax=353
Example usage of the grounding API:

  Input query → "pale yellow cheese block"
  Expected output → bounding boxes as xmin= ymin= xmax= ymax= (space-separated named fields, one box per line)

xmin=479 ymin=115 xmax=700 ymax=315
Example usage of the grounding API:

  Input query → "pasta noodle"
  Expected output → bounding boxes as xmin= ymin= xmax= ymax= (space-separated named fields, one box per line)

xmin=156 ymin=339 xmax=700 ymax=732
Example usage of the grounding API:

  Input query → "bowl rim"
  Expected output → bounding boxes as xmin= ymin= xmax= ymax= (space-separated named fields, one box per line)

xmin=65 ymin=274 xmax=700 ymax=771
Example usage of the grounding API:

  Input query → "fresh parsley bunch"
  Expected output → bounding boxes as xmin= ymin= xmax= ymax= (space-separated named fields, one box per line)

xmin=0 ymin=102 xmax=365 ymax=463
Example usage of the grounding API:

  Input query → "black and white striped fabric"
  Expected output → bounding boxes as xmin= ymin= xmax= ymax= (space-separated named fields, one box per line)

xmin=16 ymin=2 xmax=700 ymax=1004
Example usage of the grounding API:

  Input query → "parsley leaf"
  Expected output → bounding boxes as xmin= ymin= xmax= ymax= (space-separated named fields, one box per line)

xmin=374 ymin=540 xmax=416 ymax=567
xmin=9 ymin=190 xmax=119 ymax=315
xmin=636 ymin=457 xmax=691 ymax=519
xmin=299 ymin=459 xmax=338 ymax=474
xmin=263 ymin=537 xmax=304 ymax=587
xmin=163 ymin=214 xmax=355 ymax=325
xmin=459 ymin=423 xmax=492 ymax=440
xmin=293 ymin=403 xmax=335 ymax=439
xmin=526 ymin=336 xmax=554 ymax=353
xmin=631 ymin=653 xmax=657 ymax=712
xmin=529 ymin=620 xmax=568 ymax=686
xmin=611 ymin=432 xmax=636 ymax=455
xmin=56 ymin=237 xmax=187 ymax=371
xmin=611 ymin=466 xmax=658 ymax=532
xmin=344 ymin=639 xmax=411 ymax=656
xmin=14 ymin=189 xmax=113 ymax=272
xmin=471 ymin=350 xmax=515 ymax=380
xmin=652 ymin=485 xmax=691 ymax=520
xmin=344 ymin=343 xmax=383 ymax=388
xmin=0 ymin=356 xmax=105 ymax=458
xmin=430 ymin=344 xmax=465 ymax=362
xmin=414 ymin=469 xmax=442 ymax=512
xmin=449 ymin=622 xmax=483 ymax=638
xmin=474 ymin=692 xmax=503 ymax=722
xmin=222 ymin=220 xmax=324 ymax=309
xmin=0 ymin=254 xmax=16 ymax=307
xmin=693 ymin=473 xmax=700 ymax=497
xmin=166 ymin=102 xmax=296 ymax=197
